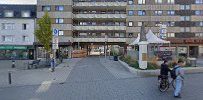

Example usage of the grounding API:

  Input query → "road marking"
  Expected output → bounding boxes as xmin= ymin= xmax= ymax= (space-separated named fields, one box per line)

xmin=36 ymin=81 xmax=52 ymax=93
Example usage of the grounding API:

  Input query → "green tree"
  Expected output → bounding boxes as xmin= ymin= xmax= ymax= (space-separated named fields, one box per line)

xmin=35 ymin=12 xmax=52 ymax=53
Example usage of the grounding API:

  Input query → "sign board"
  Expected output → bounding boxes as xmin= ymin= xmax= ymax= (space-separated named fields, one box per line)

xmin=159 ymin=24 xmax=167 ymax=39
xmin=53 ymin=28 xmax=59 ymax=36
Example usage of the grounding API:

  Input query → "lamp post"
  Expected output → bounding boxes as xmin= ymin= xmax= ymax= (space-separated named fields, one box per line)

xmin=105 ymin=35 xmax=108 ymax=59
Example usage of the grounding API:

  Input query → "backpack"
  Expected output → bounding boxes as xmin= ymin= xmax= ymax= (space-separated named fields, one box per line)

xmin=170 ymin=67 xmax=180 ymax=79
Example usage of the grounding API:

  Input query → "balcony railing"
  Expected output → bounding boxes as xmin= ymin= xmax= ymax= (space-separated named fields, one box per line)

xmin=73 ymin=26 xmax=126 ymax=30
xmin=73 ymin=1 xmax=127 ymax=7
xmin=74 ymin=14 xmax=126 ymax=19
xmin=73 ymin=37 xmax=128 ymax=42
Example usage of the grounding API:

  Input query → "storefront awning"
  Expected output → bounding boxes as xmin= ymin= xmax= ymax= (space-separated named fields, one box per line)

xmin=0 ymin=46 xmax=27 ymax=50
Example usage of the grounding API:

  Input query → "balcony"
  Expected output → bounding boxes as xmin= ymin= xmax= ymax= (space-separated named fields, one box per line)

xmin=74 ymin=14 xmax=126 ymax=19
xmin=73 ymin=2 xmax=127 ymax=7
xmin=73 ymin=26 xmax=126 ymax=31
xmin=74 ymin=37 xmax=128 ymax=42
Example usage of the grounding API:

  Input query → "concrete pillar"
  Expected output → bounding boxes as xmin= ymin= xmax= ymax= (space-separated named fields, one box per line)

xmin=199 ymin=45 xmax=203 ymax=57
xmin=138 ymin=41 xmax=148 ymax=69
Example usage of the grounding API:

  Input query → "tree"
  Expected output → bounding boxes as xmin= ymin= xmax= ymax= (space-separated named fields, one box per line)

xmin=35 ymin=12 xmax=52 ymax=54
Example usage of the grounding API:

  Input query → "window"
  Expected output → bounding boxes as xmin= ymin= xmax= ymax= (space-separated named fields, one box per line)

xmin=195 ymin=10 xmax=203 ymax=15
xmin=128 ymin=21 xmax=133 ymax=27
xmin=196 ymin=0 xmax=203 ymax=4
xmin=115 ymin=33 xmax=120 ymax=37
xmin=167 ymin=33 xmax=175 ymax=37
xmin=128 ymin=10 xmax=134 ymax=16
xmin=180 ymin=5 xmax=190 ymax=10
xmin=128 ymin=33 xmax=133 ymax=37
xmin=2 ymin=36 xmax=13 ymax=42
xmin=42 ymin=6 xmax=51 ymax=11
xmin=155 ymin=11 xmax=163 ymax=16
xmin=55 ymin=18 xmax=64 ymax=24
xmin=167 ymin=10 xmax=175 ymax=15
xmin=128 ymin=0 xmax=133 ymax=5
xmin=138 ymin=10 xmax=146 ymax=16
xmin=55 ymin=6 xmax=64 ymax=11
xmin=4 ymin=10 xmax=14 ymax=17
xmin=167 ymin=0 xmax=174 ymax=4
xmin=199 ymin=22 xmax=203 ymax=26
xmin=195 ymin=33 xmax=203 ymax=37
xmin=138 ymin=0 xmax=145 ymax=4
xmin=155 ymin=0 xmax=162 ymax=4
xmin=167 ymin=21 xmax=175 ymax=26
xmin=59 ymin=30 xmax=64 ymax=36
xmin=138 ymin=22 xmax=143 ymax=26
xmin=2 ymin=23 xmax=14 ymax=30
xmin=21 ymin=11 xmax=30 ymax=17
xmin=23 ymin=36 xmax=29 ymax=42
xmin=181 ymin=27 xmax=190 ymax=32
xmin=22 ymin=24 xmax=28 ymax=30
xmin=180 ymin=16 xmax=190 ymax=21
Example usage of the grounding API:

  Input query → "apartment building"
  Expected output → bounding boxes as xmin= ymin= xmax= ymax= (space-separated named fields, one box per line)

xmin=127 ymin=0 xmax=203 ymax=57
xmin=36 ymin=0 xmax=203 ymax=58
xmin=36 ymin=0 xmax=73 ymax=58
xmin=0 ymin=5 xmax=36 ymax=59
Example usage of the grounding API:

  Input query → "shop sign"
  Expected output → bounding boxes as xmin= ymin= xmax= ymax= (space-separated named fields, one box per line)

xmin=0 ymin=46 xmax=27 ymax=50
xmin=178 ymin=47 xmax=187 ymax=53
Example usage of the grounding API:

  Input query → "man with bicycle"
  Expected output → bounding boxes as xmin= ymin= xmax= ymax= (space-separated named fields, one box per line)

xmin=159 ymin=60 xmax=171 ymax=81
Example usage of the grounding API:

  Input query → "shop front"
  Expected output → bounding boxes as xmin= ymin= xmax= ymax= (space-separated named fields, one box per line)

xmin=0 ymin=45 xmax=34 ymax=60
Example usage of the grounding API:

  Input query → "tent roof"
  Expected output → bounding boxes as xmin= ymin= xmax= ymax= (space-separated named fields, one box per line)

xmin=129 ymin=30 xmax=170 ymax=45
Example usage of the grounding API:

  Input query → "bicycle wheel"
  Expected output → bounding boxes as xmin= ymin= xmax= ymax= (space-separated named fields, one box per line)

xmin=159 ymin=80 xmax=169 ymax=92
xmin=172 ymin=79 xmax=176 ymax=89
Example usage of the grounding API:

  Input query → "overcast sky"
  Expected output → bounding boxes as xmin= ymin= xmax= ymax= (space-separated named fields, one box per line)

xmin=0 ymin=0 xmax=37 ymax=4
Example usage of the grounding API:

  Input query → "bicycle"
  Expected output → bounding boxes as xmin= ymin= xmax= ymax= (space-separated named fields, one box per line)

xmin=158 ymin=75 xmax=176 ymax=92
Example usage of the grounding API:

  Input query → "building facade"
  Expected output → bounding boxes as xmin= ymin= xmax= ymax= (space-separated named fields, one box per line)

xmin=35 ymin=0 xmax=203 ymax=58
xmin=36 ymin=0 xmax=73 ymax=58
xmin=127 ymin=0 xmax=203 ymax=57
xmin=0 ymin=5 xmax=36 ymax=59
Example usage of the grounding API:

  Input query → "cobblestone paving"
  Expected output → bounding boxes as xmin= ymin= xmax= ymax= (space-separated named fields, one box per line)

xmin=0 ymin=57 xmax=203 ymax=100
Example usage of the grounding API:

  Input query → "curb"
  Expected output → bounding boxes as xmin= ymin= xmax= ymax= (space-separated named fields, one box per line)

xmin=118 ymin=60 xmax=203 ymax=77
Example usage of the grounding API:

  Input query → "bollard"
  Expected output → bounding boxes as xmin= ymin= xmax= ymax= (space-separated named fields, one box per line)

xmin=8 ymin=71 xmax=11 ymax=84
xmin=12 ymin=60 xmax=15 ymax=68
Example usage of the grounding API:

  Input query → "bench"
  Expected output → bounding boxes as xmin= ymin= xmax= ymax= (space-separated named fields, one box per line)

xmin=28 ymin=59 xmax=41 ymax=69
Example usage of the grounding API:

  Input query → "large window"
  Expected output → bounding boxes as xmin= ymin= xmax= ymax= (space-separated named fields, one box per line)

xmin=196 ymin=21 xmax=203 ymax=26
xmin=2 ymin=23 xmax=14 ymax=30
xmin=155 ymin=0 xmax=162 ymax=4
xmin=167 ymin=0 xmax=174 ymax=4
xmin=180 ymin=16 xmax=190 ymax=21
xmin=180 ymin=5 xmax=190 ymax=10
xmin=128 ymin=0 xmax=134 ymax=5
xmin=138 ymin=10 xmax=146 ymax=16
xmin=196 ymin=0 xmax=203 ymax=4
xmin=2 ymin=36 xmax=13 ymax=42
xmin=55 ymin=18 xmax=64 ymax=24
xmin=167 ymin=33 xmax=175 ymax=37
xmin=4 ymin=10 xmax=14 ymax=17
xmin=55 ymin=6 xmax=64 ymax=11
xmin=195 ymin=10 xmax=203 ymax=15
xmin=42 ymin=6 xmax=51 ymax=11
xmin=128 ymin=10 xmax=134 ymax=16
xmin=138 ymin=0 xmax=145 ymax=4
xmin=21 ymin=11 xmax=31 ymax=17
xmin=155 ymin=10 xmax=163 ymax=16
xmin=59 ymin=30 xmax=64 ymax=36
xmin=167 ymin=10 xmax=175 ymax=15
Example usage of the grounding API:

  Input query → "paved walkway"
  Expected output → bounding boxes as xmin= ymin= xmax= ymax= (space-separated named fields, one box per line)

xmin=0 ymin=58 xmax=82 ymax=87
xmin=0 ymin=57 xmax=203 ymax=100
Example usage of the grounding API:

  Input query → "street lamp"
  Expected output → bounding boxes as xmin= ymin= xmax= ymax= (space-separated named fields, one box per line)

xmin=105 ymin=35 xmax=108 ymax=59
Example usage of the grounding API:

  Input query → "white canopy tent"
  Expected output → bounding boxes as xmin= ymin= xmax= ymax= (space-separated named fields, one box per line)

xmin=129 ymin=30 xmax=170 ymax=45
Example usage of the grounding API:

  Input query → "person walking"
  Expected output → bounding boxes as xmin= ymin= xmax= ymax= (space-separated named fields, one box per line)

xmin=174 ymin=60 xmax=185 ymax=98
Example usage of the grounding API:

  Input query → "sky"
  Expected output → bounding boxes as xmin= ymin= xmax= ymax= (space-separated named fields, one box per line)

xmin=0 ymin=0 xmax=37 ymax=5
